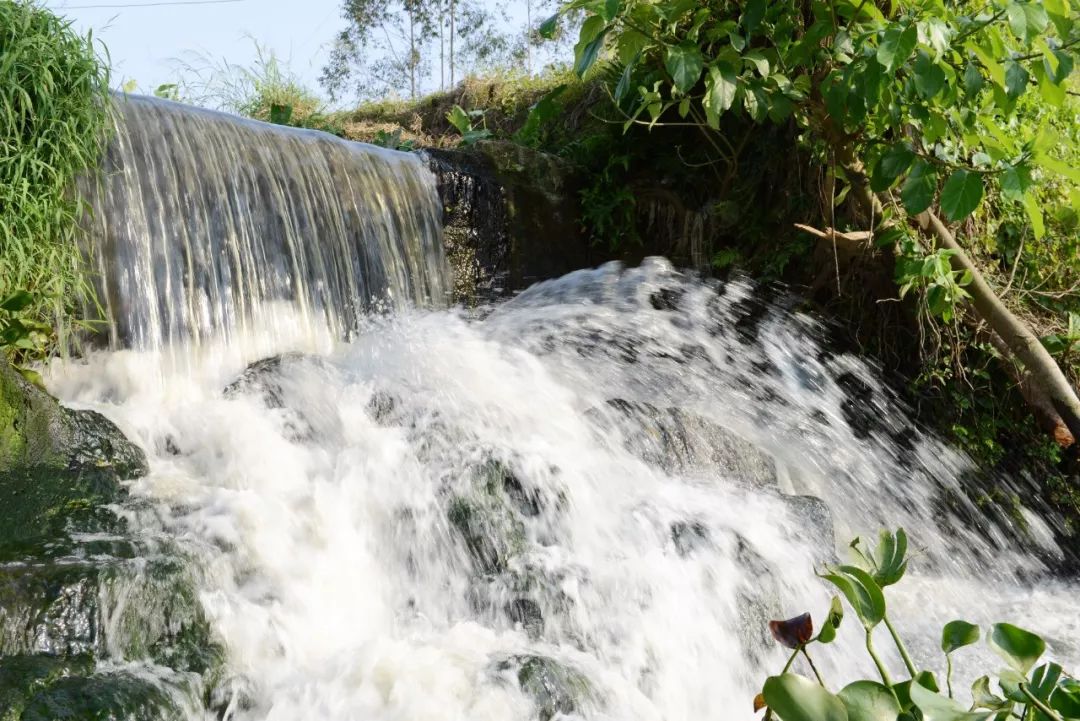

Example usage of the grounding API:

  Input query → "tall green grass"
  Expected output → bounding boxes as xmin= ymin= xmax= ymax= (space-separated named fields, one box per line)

xmin=0 ymin=0 xmax=111 ymax=360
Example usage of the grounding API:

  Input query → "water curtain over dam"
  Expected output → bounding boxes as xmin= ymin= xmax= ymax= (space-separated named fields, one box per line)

xmin=84 ymin=94 xmax=449 ymax=350
xmin=31 ymin=96 xmax=1078 ymax=720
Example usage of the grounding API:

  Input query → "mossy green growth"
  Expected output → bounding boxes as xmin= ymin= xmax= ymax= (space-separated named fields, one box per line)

xmin=0 ymin=356 xmax=147 ymax=556
xmin=17 ymin=672 xmax=183 ymax=721
xmin=0 ymin=653 xmax=94 ymax=721
xmin=447 ymin=460 xmax=531 ymax=575
xmin=512 ymin=655 xmax=591 ymax=721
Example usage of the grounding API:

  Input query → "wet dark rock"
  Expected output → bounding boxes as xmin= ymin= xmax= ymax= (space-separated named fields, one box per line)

xmin=426 ymin=142 xmax=591 ymax=304
xmin=0 ymin=356 xmax=221 ymax=715
xmin=0 ymin=653 xmax=95 ymax=718
xmin=18 ymin=671 xmax=183 ymax=721
xmin=0 ymin=359 xmax=147 ymax=558
xmin=781 ymin=495 xmax=836 ymax=560
xmin=670 ymin=520 xmax=710 ymax=557
xmin=223 ymin=353 xmax=339 ymax=443
xmin=648 ymin=286 xmax=684 ymax=311
xmin=0 ymin=557 xmax=217 ymax=670
xmin=504 ymin=598 xmax=544 ymax=640
xmin=594 ymin=399 xmax=777 ymax=487
xmin=0 ymin=357 xmax=147 ymax=484
xmin=447 ymin=495 xmax=524 ymax=576
xmin=366 ymin=390 xmax=398 ymax=425
xmin=497 ymin=655 xmax=590 ymax=721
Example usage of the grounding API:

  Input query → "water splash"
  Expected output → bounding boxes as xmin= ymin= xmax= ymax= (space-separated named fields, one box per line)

xmin=83 ymin=94 xmax=449 ymax=350
xmin=46 ymin=260 xmax=1080 ymax=720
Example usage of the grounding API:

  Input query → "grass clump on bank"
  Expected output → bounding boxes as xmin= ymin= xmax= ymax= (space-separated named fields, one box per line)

xmin=0 ymin=0 xmax=111 ymax=362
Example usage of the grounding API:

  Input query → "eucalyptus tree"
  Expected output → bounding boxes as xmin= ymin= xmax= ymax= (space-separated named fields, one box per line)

xmin=321 ymin=0 xmax=440 ymax=100
xmin=543 ymin=0 xmax=1080 ymax=439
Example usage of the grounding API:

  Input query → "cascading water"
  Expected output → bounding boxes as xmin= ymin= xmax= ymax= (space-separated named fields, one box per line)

xmin=84 ymin=94 xmax=448 ymax=350
xmin=39 ymin=98 xmax=1080 ymax=720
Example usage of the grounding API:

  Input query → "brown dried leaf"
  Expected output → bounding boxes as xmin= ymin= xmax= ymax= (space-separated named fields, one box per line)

xmin=753 ymin=693 xmax=767 ymax=713
xmin=768 ymin=612 xmax=813 ymax=649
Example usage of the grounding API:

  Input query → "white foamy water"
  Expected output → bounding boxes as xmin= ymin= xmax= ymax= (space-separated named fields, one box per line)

xmin=45 ymin=261 xmax=1080 ymax=720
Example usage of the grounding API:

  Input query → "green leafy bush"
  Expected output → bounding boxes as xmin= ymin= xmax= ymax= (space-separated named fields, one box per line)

xmin=446 ymin=104 xmax=493 ymax=146
xmin=0 ymin=0 xmax=111 ymax=362
xmin=758 ymin=529 xmax=1079 ymax=721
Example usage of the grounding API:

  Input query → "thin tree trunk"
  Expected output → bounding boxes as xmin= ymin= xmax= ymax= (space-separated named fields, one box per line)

xmin=409 ymin=11 xmax=416 ymax=99
xmin=440 ymin=9 xmax=445 ymax=91
xmin=527 ymin=0 xmax=532 ymax=75
xmin=838 ymin=153 xmax=1080 ymax=445
xmin=450 ymin=0 xmax=456 ymax=88
xmin=915 ymin=210 xmax=1080 ymax=442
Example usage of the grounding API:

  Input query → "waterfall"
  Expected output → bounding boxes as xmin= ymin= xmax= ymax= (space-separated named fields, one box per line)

xmin=84 ymin=94 xmax=449 ymax=350
xmin=35 ymin=100 xmax=1080 ymax=719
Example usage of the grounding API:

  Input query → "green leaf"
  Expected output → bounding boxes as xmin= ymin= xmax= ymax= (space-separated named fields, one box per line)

xmin=939 ymin=170 xmax=984 ymax=221
xmin=762 ymin=674 xmax=849 ymax=721
xmin=821 ymin=566 xmax=886 ymax=628
xmin=941 ymin=620 xmax=980 ymax=654
xmin=910 ymin=680 xmax=993 ymax=720
xmin=817 ymin=596 xmax=844 ymax=644
xmin=0 ymin=291 xmax=35 ymax=312
xmin=575 ymin=32 xmax=608 ymax=76
xmin=1044 ymin=0 xmax=1074 ymax=37
xmin=704 ymin=63 xmax=738 ymax=127
xmin=998 ymin=668 xmax=1028 ymax=703
xmin=447 ymin=105 xmax=472 ymax=134
xmin=894 ymin=671 xmax=941 ymax=708
xmin=574 ymin=16 xmax=607 ymax=76
xmin=872 ymin=528 xmax=908 ymax=586
xmin=743 ymin=50 xmax=770 ymax=77
xmin=963 ymin=63 xmax=985 ymax=96
xmin=742 ymin=0 xmax=767 ymax=34
xmin=871 ymin=144 xmax=916 ymax=192
xmin=1007 ymin=1 xmax=1049 ymax=43
xmin=877 ymin=23 xmax=918 ymax=73
xmin=1034 ymin=62 xmax=1067 ymax=106
xmin=989 ymin=623 xmax=1045 ymax=673
xmin=913 ymin=52 xmax=946 ymax=99
xmin=538 ymin=13 xmax=559 ymax=39
xmin=1000 ymin=165 xmax=1033 ymax=202
xmin=600 ymin=0 xmax=621 ymax=22
xmin=1051 ymin=678 xmax=1080 ymax=718
xmin=971 ymin=676 xmax=1008 ymax=711
xmin=1004 ymin=60 xmax=1030 ymax=100
xmin=666 ymin=42 xmax=705 ymax=93
xmin=839 ymin=681 xmax=901 ymax=721
xmin=1030 ymin=663 xmax=1063 ymax=706
xmin=744 ymin=85 xmax=769 ymax=122
xmin=902 ymin=160 xmax=938 ymax=215
xmin=1037 ymin=152 xmax=1080 ymax=183
xmin=1024 ymin=194 xmax=1045 ymax=240
xmin=615 ymin=55 xmax=638 ymax=102
xmin=927 ymin=284 xmax=949 ymax=316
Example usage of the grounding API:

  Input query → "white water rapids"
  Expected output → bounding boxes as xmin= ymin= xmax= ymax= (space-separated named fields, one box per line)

xmin=43 ymin=260 xmax=1080 ymax=721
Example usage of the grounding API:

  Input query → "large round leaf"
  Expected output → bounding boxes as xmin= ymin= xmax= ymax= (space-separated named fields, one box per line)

xmin=665 ymin=41 xmax=704 ymax=94
xmin=910 ymin=680 xmax=993 ymax=721
xmin=940 ymin=170 xmax=984 ymax=222
xmin=941 ymin=621 xmax=980 ymax=654
xmin=763 ymin=673 xmax=849 ymax=721
xmin=990 ymin=623 xmax=1045 ymax=673
xmin=838 ymin=681 xmax=900 ymax=721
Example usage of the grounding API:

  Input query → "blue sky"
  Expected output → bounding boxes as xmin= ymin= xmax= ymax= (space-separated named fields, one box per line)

xmin=44 ymin=0 xmax=542 ymax=105
xmin=45 ymin=0 xmax=346 ymax=98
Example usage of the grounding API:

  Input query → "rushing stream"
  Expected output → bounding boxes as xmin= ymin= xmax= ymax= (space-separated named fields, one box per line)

xmin=37 ymin=96 xmax=1080 ymax=720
